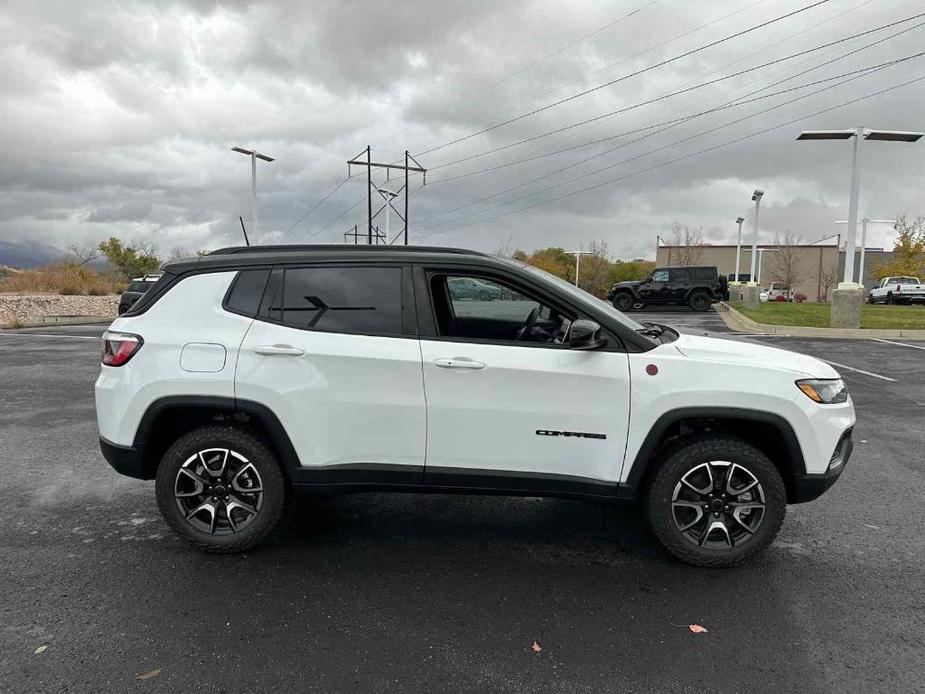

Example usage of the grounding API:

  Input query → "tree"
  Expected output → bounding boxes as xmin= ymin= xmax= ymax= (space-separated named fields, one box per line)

xmin=668 ymin=223 xmax=706 ymax=265
xmin=98 ymin=237 xmax=161 ymax=280
xmin=819 ymin=262 xmax=839 ymax=302
xmin=68 ymin=243 xmax=98 ymax=268
xmin=874 ymin=215 xmax=925 ymax=279
xmin=771 ymin=231 xmax=804 ymax=292
xmin=610 ymin=259 xmax=655 ymax=283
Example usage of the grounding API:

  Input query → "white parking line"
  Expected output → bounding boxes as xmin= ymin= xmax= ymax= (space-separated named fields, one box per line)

xmin=871 ymin=338 xmax=925 ymax=351
xmin=821 ymin=359 xmax=897 ymax=382
xmin=0 ymin=332 xmax=99 ymax=340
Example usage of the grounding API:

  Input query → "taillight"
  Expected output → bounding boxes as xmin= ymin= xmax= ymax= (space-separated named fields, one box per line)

xmin=101 ymin=330 xmax=143 ymax=366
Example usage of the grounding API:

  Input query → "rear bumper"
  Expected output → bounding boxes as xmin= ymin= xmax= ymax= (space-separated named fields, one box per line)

xmin=99 ymin=437 xmax=153 ymax=480
xmin=789 ymin=427 xmax=853 ymax=503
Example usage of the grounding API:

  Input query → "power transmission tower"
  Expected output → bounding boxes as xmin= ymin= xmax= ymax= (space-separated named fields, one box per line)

xmin=347 ymin=146 xmax=426 ymax=245
xmin=343 ymin=224 xmax=386 ymax=245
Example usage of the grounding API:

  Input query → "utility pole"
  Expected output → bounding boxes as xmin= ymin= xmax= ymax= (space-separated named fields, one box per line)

xmin=565 ymin=249 xmax=594 ymax=287
xmin=232 ymin=147 xmax=274 ymax=236
xmin=347 ymin=147 xmax=426 ymax=245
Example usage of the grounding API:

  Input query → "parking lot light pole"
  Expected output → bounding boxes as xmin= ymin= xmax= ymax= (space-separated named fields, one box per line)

xmin=748 ymin=190 xmax=763 ymax=285
xmin=232 ymin=147 xmax=274 ymax=237
xmin=797 ymin=128 xmax=922 ymax=287
xmin=734 ymin=216 xmax=745 ymax=282
xmin=565 ymin=249 xmax=593 ymax=288
xmin=376 ymin=187 xmax=399 ymax=244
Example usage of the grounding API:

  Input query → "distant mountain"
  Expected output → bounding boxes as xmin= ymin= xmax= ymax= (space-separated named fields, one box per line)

xmin=0 ymin=240 xmax=65 ymax=268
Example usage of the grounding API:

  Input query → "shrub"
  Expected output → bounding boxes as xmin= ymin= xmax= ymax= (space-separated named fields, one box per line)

xmin=0 ymin=262 xmax=124 ymax=295
xmin=794 ymin=292 xmax=807 ymax=303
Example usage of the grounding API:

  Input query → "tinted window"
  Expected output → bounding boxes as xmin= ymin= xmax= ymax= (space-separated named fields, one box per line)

xmin=225 ymin=269 xmax=270 ymax=316
xmin=127 ymin=281 xmax=150 ymax=293
xmin=651 ymin=270 xmax=670 ymax=282
xmin=275 ymin=266 xmax=402 ymax=334
xmin=669 ymin=268 xmax=691 ymax=282
xmin=691 ymin=267 xmax=715 ymax=281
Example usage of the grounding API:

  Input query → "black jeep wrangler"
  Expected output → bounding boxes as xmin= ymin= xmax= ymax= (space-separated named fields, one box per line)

xmin=608 ymin=266 xmax=727 ymax=312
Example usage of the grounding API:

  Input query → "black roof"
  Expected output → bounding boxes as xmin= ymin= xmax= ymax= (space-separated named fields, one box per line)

xmin=163 ymin=244 xmax=490 ymax=274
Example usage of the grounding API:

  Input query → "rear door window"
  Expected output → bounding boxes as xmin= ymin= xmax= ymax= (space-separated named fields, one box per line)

xmin=669 ymin=268 xmax=691 ymax=283
xmin=268 ymin=266 xmax=403 ymax=335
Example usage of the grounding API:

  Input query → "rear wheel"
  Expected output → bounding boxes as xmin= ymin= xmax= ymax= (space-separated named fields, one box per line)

xmin=688 ymin=291 xmax=711 ymax=312
xmin=155 ymin=425 xmax=287 ymax=553
xmin=612 ymin=292 xmax=634 ymax=312
xmin=645 ymin=435 xmax=786 ymax=567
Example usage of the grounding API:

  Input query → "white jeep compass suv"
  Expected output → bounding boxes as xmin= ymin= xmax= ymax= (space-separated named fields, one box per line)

xmin=95 ymin=245 xmax=855 ymax=566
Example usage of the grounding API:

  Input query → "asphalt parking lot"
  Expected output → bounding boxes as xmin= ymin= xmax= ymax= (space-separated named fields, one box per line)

xmin=2 ymin=312 xmax=924 ymax=693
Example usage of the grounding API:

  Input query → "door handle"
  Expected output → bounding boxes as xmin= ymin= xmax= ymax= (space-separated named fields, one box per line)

xmin=434 ymin=358 xmax=485 ymax=370
xmin=254 ymin=344 xmax=305 ymax=356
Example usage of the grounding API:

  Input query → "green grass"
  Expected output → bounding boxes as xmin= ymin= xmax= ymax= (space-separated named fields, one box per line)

xmin=729 ymin=301 xmax=925 ymax=330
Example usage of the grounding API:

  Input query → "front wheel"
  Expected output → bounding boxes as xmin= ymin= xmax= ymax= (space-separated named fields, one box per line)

xmin=645 ymin=436 xmax=786 ymax=567
xmin=155 ymin=426 xmax=288 ymax=553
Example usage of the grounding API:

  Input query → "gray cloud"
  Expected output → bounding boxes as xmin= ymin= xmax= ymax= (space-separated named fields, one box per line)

xmin=1 ymin=0 xmax=924 ymax=261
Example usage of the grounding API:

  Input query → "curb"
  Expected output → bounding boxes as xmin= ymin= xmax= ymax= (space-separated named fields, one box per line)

xmin=716 ymin=303 xmax=925 ymax=340
xmin=2 ymin=316 xmax=113 ymax=329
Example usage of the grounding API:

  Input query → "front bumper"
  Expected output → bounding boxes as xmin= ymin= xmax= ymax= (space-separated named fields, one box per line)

xmin=789 ymin=427 xmax=853 ymax=503
xmin=99 ymin=437 xmax=153 ymax=480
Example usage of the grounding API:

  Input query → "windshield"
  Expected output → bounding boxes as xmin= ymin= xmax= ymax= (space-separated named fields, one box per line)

xmin=504 ymin=259 xmax=647 ymax=331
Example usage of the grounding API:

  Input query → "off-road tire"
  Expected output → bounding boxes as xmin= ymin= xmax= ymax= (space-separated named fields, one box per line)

xmin=612 ymin=292 xmax=635 ymax=312
xmin=645 ymin=435 xmax=786 ymax=567
xmin=688 ymin=291 xmax=712 ymax=312
xmin=155 ymin=425 xmax=288 ymax=553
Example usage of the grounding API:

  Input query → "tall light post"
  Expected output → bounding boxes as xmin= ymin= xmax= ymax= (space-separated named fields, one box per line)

xmin=733 ymin=216 xmax=745 ymax=282
xmin=376 ymin=187 xmax=399 ymax=244
xmin=835 ymin=218 xmax=896 ymax=286
xmin=565 ymin=249 xmax=594 ymax=287
xmin=748 ymin=190 xmax=763 ymax=284
xmin=797 ymin=128 xmax=922 ymax=286
xmin=232 ymin=147 xmax=274 ymax=237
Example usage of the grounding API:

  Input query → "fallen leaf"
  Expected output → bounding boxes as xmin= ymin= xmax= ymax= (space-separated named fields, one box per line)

xmin=135 ymin=669 xmax=161 ymax=680
xmin=531 ymin=641 xmax=542 ymax=653
xmin=689 ymin=624 xmax=708 ymax=634
xmin=34 ymin=645 xmax=48 ymax=655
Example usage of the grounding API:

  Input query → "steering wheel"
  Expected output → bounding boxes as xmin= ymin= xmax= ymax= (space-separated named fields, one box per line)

xmin=516 ymin=306 xmax=540 ymax=341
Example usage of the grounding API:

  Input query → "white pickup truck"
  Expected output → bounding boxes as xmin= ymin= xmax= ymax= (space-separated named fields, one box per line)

xmin=868 ymin=276 xmax=925 ymax=305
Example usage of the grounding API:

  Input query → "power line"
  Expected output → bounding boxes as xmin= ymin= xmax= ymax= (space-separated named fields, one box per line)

xmin=417 ymin=0 xmax=832 ymax=156
xmin=281 ymin=178 xmax=348 ymax=236
xmin=405 ymin=0 xmax=771 ymax=156
xmin=303 ymin=194 xmax=366 ymax=241
xmin=418 ymin=58 xmax=912 ymax=231
xmin=426 ymin=11 xmax=925 ymax=176
xmin=415 ymin=18 xmax=925 ymax=227
xmin=375 ymin=0 xmax=660 ymax=148
xmin=416 ymin=71 xmax=925 ymax=240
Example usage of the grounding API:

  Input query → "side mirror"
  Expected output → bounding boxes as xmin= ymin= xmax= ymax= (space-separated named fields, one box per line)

xmin=569 ymin=319 xmax=606 ymax=350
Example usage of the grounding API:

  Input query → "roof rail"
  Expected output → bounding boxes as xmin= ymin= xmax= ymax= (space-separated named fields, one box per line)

xmin=208 ymin=244 xmax=485 ymax=256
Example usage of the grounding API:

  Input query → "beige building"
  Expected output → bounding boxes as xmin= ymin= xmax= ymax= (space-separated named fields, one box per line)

xmin=655 ymin=242 xmax=894 ymax=302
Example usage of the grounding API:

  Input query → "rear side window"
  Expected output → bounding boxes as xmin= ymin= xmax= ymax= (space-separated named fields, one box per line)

xmin=266 ymin=266 xmax=402 ymax=335
xmin=669 ymin=268 xmax=691 ymax=282
xmin=225 ymin=269 xmax=270 ymax=317
xmin=691 ymin=267 xmax=715 ymax=281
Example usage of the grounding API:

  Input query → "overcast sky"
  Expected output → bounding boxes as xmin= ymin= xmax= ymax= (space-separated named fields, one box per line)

xmin=2 ymin=0 xmax=924 ymax=260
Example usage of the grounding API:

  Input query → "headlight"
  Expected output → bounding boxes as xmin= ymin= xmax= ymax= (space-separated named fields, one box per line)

xmin=796 ymin=378 xmax=848 ymax=404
